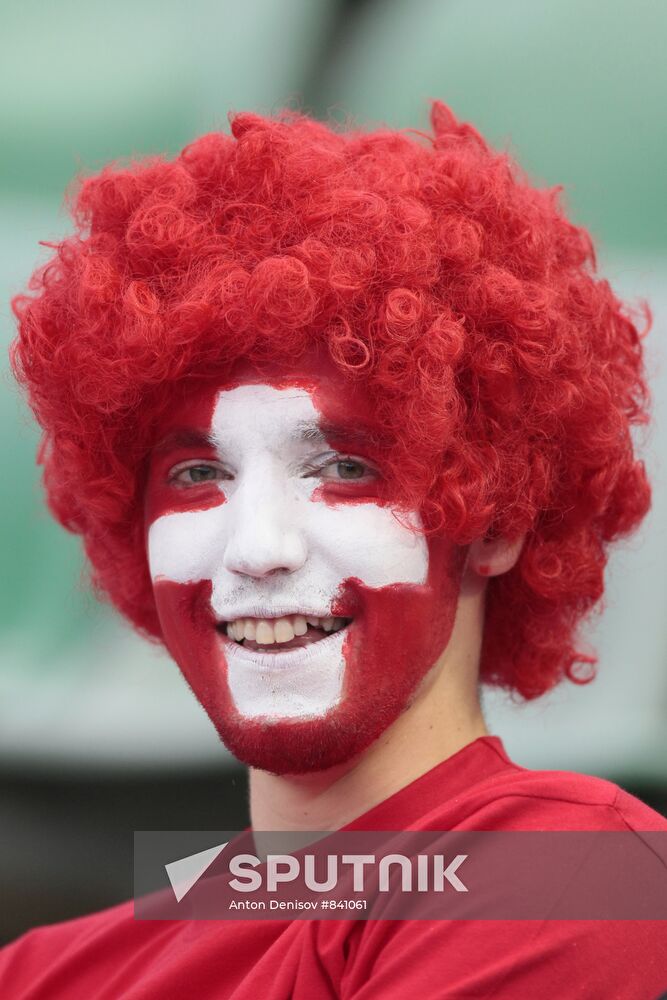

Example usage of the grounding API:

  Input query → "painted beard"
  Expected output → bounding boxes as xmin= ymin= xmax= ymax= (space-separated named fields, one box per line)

xmin=145 ymin=376 xmax=465 ymax=775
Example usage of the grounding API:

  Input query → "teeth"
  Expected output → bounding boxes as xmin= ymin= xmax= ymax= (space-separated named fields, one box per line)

xmin=243 ymin=620 xmax=257 ymax=641
xmin=224 ymin=614 xmax=349 ymax=645
xmin=274 ymin=618 xmax=295 ymax=643
xmin=255 ymin=621 xmax=275 ymax=645
xmin=293 ymin=615 xmax=307 ymax=636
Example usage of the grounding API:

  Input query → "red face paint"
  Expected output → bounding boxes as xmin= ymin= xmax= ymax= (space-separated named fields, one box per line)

xmin=145 ymin=354 xmax=466 ymax=774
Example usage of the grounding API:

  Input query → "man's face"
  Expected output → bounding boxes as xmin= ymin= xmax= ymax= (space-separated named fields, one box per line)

xmin=144 ymin=355 xmax=466 ymax=774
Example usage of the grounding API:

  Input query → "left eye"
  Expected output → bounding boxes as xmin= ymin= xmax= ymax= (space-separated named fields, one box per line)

xmin=170 ymin=463 xmax=225 ymax=486
xmin=319 ymin=458 xmax=372 ymax=481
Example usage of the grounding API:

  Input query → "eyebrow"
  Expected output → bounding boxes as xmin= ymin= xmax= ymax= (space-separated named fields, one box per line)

xmin=295 ymin=420 xmax=384 ymax=449
xmin=152 ymin=420 xmax=385 ymax=457
xmin=152 ymin=428 xmax=217 ymax=456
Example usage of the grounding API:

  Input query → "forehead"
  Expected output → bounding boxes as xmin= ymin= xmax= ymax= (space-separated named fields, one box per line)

xmin=155 ymin=355 xmax=384 ymax=449
xmin=211 ymin=383 xmax=328 ymax=451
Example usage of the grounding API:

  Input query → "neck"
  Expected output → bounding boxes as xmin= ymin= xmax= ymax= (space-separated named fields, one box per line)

xmin=250 ymin=580 xmax=487 ymax=832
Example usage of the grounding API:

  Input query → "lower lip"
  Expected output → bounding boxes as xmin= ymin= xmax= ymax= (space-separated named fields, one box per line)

xmin=218 ymin=624 xmax=352 ymax=667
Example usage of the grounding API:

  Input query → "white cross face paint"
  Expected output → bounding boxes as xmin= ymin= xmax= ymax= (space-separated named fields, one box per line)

xmin=144 ymin=367 xmax=466 ymax=774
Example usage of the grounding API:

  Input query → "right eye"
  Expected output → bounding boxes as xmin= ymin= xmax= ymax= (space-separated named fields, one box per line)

xmin=168 ymin=462 xmax=229 ymax=486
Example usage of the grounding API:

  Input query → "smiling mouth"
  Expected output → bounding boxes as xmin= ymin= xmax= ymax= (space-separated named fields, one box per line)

xmin=217 ymin=614 xmax=352 ymax=653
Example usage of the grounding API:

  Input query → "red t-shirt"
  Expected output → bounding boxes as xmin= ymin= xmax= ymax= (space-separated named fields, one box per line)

xmin=1 ymin=736 xmax=666 ymax=999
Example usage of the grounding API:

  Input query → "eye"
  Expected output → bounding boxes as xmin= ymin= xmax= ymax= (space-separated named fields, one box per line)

xmin=168 ymin=461 xmax=228 ymax=486
xmin=317 ymin=457 xmax=376 ymax=481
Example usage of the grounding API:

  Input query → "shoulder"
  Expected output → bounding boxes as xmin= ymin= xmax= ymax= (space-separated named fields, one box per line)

xmin=436 ymin=739 xmax=667 ymax=832
xmin=0 ymin=897 xmax=133 ymax=956
xmin=487 ymin=764 xmax=667 ymax=831
xmin=0 ymin=899 xmax=179 ymax=998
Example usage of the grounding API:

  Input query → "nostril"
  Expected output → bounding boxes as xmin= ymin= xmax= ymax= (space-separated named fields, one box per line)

xmin=222 ymin=530 xmax=308 ymax=579
xmin=253 ymin=563 xmax=290 ymax=577
xmin=225 ymin=562 xmax=300 ymax=581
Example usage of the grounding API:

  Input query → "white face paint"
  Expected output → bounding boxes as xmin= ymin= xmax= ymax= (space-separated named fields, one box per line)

xmin=147 ymin=383 xmax=428 ymax=721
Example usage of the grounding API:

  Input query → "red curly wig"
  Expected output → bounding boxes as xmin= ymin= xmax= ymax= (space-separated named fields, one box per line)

xmin=10 ymin=101 xmax=650 ymax=699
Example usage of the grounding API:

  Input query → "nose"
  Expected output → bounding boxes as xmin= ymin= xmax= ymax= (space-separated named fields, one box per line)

xmin=222 ymin=473 xmax=308 ymax=579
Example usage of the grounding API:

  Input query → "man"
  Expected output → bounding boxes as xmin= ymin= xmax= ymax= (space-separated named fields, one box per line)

xmin=1 ymin=102 xmax=665 ymax=997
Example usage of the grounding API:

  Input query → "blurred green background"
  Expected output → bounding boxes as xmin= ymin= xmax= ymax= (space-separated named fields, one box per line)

xmin=1 ymin=0 xmax=666 ymax=939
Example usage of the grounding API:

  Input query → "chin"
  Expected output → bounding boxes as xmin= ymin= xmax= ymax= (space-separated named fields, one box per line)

xmin=200 ymin=620 xmax=445 ymax=776
xmin=213 ymin=710 xmax=384 ymax=776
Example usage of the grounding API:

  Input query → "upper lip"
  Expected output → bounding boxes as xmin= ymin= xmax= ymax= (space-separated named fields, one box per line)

xmin=215 ymin=609 xmax=352 ymax=623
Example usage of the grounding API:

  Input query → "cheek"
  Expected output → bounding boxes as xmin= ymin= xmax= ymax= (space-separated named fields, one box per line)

xmin=303 ymin=534 xmax=466 ymax=748
xmin=337 ymin=533 xmax=466 ymax=684
xmin=311 ymin=501 xmax=429 ymax=589
xmin=145 ymin=477 xmax=224 ymax=526
xmin=146 ymin=503 xmax=228 ymax=585
xmin=152 ymin=578 xmax=220 ymax=686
